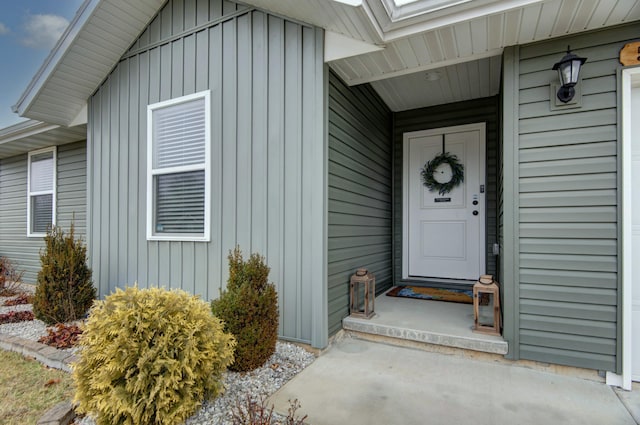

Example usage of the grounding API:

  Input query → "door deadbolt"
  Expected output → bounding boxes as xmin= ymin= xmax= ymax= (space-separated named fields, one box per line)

xmin=473 ymin=210 xmax=479 ymax=216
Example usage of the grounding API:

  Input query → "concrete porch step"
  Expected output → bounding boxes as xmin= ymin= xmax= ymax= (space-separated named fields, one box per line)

xmin=343 ymin=315 xmax=508 ymax=355
xmin=342 ymin=292 xmax=508 ymax=355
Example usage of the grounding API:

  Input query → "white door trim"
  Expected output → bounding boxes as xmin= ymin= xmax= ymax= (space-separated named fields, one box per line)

xmin=606 ymin=66 xmax=640 ymax=391
xmin=402 ymin=122 xmax=486 ymax=280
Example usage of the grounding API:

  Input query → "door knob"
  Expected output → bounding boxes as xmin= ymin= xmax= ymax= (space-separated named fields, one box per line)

xmin=473 ymin=210 xmax=478 ymax=216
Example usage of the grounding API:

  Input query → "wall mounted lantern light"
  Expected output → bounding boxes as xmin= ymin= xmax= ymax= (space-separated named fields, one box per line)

xmin=552 ymin=46 xmax=587 ymax=103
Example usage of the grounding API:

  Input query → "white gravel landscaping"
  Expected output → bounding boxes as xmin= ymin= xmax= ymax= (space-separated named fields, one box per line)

xmin=184 ymin=342 xmax=315 ymax=425
xmin=0 ymin=290 xmax=316 ymax=424
xmin=0 ymin=292 xmax=49 ymax=341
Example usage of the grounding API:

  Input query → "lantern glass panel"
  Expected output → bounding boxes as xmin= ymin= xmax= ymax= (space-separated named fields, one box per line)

xmin=570 ymin=59 xmax=582 ymax=83
xmin=558 ymin=62 xmax=572 ymax=86
xmin=354 ymin=282 xmax=366 ymax=313
xmin=477 ymin=292 xmax=495 ymax=327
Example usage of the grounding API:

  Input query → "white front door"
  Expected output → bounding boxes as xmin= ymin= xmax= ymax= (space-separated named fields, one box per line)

xmin=403 ymin=123 xmax=486 ymax=280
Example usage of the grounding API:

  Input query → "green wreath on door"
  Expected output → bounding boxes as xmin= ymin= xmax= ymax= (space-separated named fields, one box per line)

xmin=420 ymin=152 xmax=464 ymax=196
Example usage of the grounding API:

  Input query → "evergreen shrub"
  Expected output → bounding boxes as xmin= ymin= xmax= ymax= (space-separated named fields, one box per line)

xmin=73 ymin=286 xmax=236 ymax=425
xmin=211 ymin=247 xmax=279 ymax=372
xmin=33 ymin=224 xmax=96 ymax=324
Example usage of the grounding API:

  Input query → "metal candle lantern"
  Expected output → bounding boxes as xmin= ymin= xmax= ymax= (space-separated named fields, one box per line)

xmin=350 ymin=268 xmax=375 ymax=319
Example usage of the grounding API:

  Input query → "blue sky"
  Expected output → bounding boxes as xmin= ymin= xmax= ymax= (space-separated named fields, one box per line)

xmin=0 ymin=0 xmax=84 ymax=128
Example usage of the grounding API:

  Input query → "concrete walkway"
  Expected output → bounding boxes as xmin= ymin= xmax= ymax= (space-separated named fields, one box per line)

xmin=270 ymin=336 xmax=638 ymax=425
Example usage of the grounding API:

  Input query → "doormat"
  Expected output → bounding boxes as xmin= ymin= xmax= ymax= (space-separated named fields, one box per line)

xmin=386 ymin=285 xmax=473 ymax=304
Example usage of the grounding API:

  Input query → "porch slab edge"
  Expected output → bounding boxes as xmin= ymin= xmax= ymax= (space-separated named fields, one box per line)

xmin=343 ymin=316 xmax=508 ymax=355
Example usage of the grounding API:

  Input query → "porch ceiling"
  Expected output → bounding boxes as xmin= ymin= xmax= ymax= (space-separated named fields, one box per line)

xmin=370 ymin=55 xmax=501 ymax=111
xmin=325 ymin=0 xmax=640 ymax=85
xmin=242 ymin=0 xmax=639 ymax=110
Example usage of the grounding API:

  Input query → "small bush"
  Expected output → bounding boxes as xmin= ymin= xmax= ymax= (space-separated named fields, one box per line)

xmin=0 ymin=257 xmax=24 ymax=296
xmin=33 ymin=224 xmax=96 ymax=325
xmin=211 ymin=247 xmax=279 ymax=372
xmin=231 ymin=394 xmax=307 ymax=425
xmin=231 ymin=393 xmax=275 ymax=425
xmin=283 ymin=399 xmax=308 ymax=425
xmin=39 ymin=323 xmax=83 ymax=349
xmin=2 ymin=293 xmax=33 ymax=306
xmin=73 ymin=286 xmax=236 ymax=425
xmin=0 ymin=310 xmax=34 ymax=324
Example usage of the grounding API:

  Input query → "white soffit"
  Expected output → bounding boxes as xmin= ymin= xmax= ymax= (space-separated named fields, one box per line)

xmin=0 ymin=120 xmax=87 ymax=159
xmin=239 ymin=0 xmax=547 ymax=44
xmin=328 ymin=0 xmax=640 ymax=85
xmin=368 ymin=0 xmax=544 ymax=40
xmin=369 ymin=55 xmax=502 ymax=111
xmin=13 ymin=0 xmax=165 ymax=126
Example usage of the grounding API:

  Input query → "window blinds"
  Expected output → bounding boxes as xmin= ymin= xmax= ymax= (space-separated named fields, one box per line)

xmin=151 ymin=96 xmax=207 ymax=235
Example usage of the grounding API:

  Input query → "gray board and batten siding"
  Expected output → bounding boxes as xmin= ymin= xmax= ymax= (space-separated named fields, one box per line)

xmin=87 ymin=0 xmax=327 ymax=347
xmin=0 ymin=141 xmax=87 ymax=283
xmin=392 ymin=96 xmax=500 ymax=287
xmin=328 ymin=70 xmax=393 ymax=336
xmin=501 ymin=23 xmax=639 ymax=372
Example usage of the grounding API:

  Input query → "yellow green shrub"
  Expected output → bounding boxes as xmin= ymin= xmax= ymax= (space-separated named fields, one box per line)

xmin=72 ymin=286 xmax=236 ymax=425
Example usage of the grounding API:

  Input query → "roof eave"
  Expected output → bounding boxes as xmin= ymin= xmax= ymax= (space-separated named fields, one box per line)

xmin=0 ymin=120 xmax=57 ymax=142
xmin=0 ymin=120 xmax=88 ymax=160
xmin=12 ymin=0 xmax=100 ymax=121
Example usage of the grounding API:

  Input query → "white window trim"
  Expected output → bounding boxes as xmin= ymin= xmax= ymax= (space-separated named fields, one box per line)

xmin=146 ymin=90 xmax=211 ymax=242
xmin=27 ymin=146 xmax=57 ymax=238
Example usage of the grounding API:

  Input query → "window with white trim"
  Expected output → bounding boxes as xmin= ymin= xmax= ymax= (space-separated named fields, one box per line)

xmin=147 ymin=91 xmax=210 ymax=241
xmin=27 ymin=147 xmax=56 ymax=237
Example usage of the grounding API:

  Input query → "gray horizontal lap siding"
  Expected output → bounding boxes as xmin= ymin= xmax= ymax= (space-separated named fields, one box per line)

xmin=393 ymin=97 xmax=500 ymax=284
xmin=88 ymin=0 xmax=325 ymax=346
xmin=513 ymin=24 xmax=637 ymax=371
xmin=0 ymin=141 xmax=87 ymax=283
xmin=327 ymin=71 xmax=392 ymax=336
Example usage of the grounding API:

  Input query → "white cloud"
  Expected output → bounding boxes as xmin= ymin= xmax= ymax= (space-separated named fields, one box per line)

xmin=21 ymin=14 xmax=69 ymax=49
xmin=0 ymin=22 xmax=9 ymax=35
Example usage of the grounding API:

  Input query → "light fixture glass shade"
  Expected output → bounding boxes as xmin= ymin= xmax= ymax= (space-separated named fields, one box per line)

xmin=557 ymin=58 xmax=584 ymax=87
xmin=552 ymin=46 xmax=587 ymax=103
